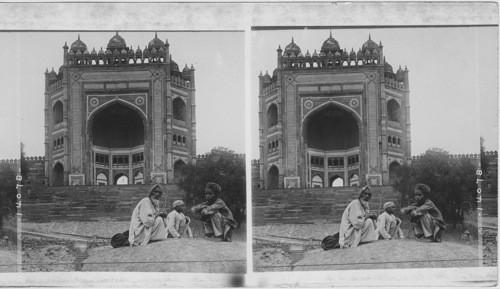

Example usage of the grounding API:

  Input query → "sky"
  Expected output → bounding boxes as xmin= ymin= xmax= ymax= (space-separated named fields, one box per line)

xmin=0 ymin=27 xmax=497 ymax=161
xmin=251 ymin=27 xmax=498 ymax=158
xmin=0 ymin=31 xmax=245 ymax=159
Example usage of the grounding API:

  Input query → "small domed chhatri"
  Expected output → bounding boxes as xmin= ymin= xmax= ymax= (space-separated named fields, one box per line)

xmin=362 ymin=34 xmax=379 ymax=52
xmin=320 ymin=31 xmax=341 ymax=54
xmin=70 ymin=35 xmax=87 ymax=52
xmin=148 ymin=32 xmax=165 ymax=50
xmin=284 ymin=38 xmax=301 ymax=56
xmin=107 ymin=32 xmax=127 ymax=51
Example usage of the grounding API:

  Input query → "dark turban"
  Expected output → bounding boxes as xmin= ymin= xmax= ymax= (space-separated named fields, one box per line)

xmin=148 ymin=184 xmax=161 ymax=196
xmin=205 ymin=182 xmax=222 ymax=193
xmin=414 ymin=183 xmax=431 ymax=198
xmin=358 ymin=185 xmax=371 ymax=198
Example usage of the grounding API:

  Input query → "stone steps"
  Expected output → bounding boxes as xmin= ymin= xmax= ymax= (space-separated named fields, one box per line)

xmin=22 ymin=184 xmax=187 ymax=222
xmin=253 ymin=186 xmax=400 ymax=226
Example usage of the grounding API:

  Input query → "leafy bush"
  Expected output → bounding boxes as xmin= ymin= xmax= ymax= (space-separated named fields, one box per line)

xmin=392 ymin=148 xmax=477 ymax=221
xmin=178 ymin=147 xmax=246 ymax=223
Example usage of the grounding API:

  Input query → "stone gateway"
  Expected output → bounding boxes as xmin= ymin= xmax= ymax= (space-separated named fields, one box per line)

xmin=44 ymin=33 xmax=196 ymax=186
xmin=258 ymin=33 xmax=411 ymax=189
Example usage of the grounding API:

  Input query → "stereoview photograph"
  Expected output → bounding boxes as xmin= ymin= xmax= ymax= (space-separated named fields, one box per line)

xmin=2 ymin=31 xmax=247 ymax=273
xmin=251 ymin=27 xmax=497 ymax=272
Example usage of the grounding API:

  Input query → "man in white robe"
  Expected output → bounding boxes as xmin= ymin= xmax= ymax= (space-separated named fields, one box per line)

xmin=166 ymin=200 xmax=193 ymax=238
xmin=339 ymin=185 xmax=379 ymax=248
xmin=377 ymin=201 xmax=404 ymax=240
xmin=128 ymin=184 xmax=168 ymax=246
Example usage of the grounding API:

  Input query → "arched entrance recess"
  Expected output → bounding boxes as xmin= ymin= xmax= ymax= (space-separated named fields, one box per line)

xmin=304 ymin=103 xmax=361 ymax=188
xmin=89 ymin=101 xmax=146 ymax=185
xmin=173 ymin=160 xmax=186 ymax=183
xmin=387 ymin=99 xmax=401 ymax=122
xmin=53 ymin=162 xmax=64 ymax=186
xmin=388 ymin=161 xmax=401 ymax=185
xmin=267 ymin=165 xmax=279 ymax=189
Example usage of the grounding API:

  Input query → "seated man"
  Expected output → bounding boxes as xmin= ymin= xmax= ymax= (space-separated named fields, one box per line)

xmin=128 ymin=184 xmax=168 ymax=246
xmin=166 ymin=200 xmax=193 ymax=238
xmin=191 ymin=182 xmax=236 ymax=242
xmin=377 ymin=201 xmax=404 ymax=240
xmin=339 ymin=185 xmax=379 ymax=248
xmin=401 ymin=183 xmax=446 ymax=242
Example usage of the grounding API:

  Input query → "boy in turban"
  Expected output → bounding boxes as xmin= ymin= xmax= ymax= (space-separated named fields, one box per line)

xmin=166 ymin=200 xmax=193 ymax=238
xmin=401 ymin=183 xmax=446 ymax=242
xmin=191 ymin=182 xmax=236 ymax=242
xmin=377 ymin=201 xmax=404 ymax=240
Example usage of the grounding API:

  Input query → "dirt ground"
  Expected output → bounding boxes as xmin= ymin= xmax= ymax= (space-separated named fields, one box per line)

xmin=21 ymin=219 xmax=246 ymax=272
xmin=253 ymin=222 xmax=497 ymax=272
xmin=83 ymin=237 xmax=246 ymax=273
xmin=22 ymin=234 xmax=109 ymax=272
xmin=0 ymin=239 xmax=17 ymax=272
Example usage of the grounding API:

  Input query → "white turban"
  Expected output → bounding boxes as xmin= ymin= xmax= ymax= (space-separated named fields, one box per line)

xmin=383 ymin=201 xmax=395 ymax=210
xmin=173 ymin=200 xmax=184 ymax=208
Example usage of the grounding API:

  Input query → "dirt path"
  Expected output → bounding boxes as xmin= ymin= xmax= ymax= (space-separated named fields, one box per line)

xmin=0 ymin=250 xmax=17 ymax=272
xmin=21 ymin=220 xmax=247 ymax=272
xmin=293 ymin=239 xmax=480 ymax=271
xmin=253 ymin=222 xmax=496 ymax=272
xmin=83 ymin=238 xmax=247 ymax=273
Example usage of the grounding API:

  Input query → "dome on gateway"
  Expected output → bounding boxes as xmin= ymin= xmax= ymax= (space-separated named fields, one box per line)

xmin=148 ymin=32 xmax=165 ymax=50
xmin=170 ymin=55 xmax=179 ymax=72
xmin=284 ymin=38 xmax=301 ymax=55
xmin=107 ymin=32 xmax=127 ymax=51
xmin=70 ymin=35 xmax=87 ymax=52
xmin=321 ymin=31 xmax=341 ymax=53
xmin=384 ymin=60 xmax=394 ymax=74
xmin=362 ymin=34 xmax=379 ymax=52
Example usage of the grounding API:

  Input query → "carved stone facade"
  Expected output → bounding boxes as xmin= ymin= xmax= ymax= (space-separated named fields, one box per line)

xmin=44 ymin=33 xmax=196 ymax=186
xmin=258 ymin=33 xmax=411 ymax=189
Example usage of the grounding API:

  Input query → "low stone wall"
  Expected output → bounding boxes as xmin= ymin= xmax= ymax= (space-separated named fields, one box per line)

xmin=253 ymin=186 xmax=400 ymax=226
xmin=22 ymin=184 xmax=186 ymax=222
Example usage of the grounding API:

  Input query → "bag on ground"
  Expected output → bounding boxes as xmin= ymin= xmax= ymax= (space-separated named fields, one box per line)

xmin=321 ymin=232 xmax=340 ymax=250
xmin=111 ymin=230 xmax=130 ymax=248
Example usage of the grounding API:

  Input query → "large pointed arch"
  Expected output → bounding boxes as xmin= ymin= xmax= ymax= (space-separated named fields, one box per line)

xmin=302 ymin=100 xmax=362 ymax=188
xmin=303 ymin=102 xmax=361 ymax=151
xmin=88 ymin=101 xmax=146 ymax=149
xmin=88 ymin=98 xmax=147 ymax=121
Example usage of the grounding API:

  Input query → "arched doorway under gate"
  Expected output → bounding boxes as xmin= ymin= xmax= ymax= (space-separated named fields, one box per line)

xmin=88 ymin=101 xmax=146 ymax=185
xmin=267 ymin=165 xmax=279 ymax=189
xmin=388 ymin=161 xmax=401 ymax=185
xmin=52 ymin=162 xmax=64 ymax=186
xmin=303 ymin=103 xmax=361 ymax=188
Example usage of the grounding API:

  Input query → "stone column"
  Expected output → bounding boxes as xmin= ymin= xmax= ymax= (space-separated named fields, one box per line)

xmin=151 ymin=72 xmax=166 ymax=183
xmin=365 ymin=72 xmax=381 ymax=183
